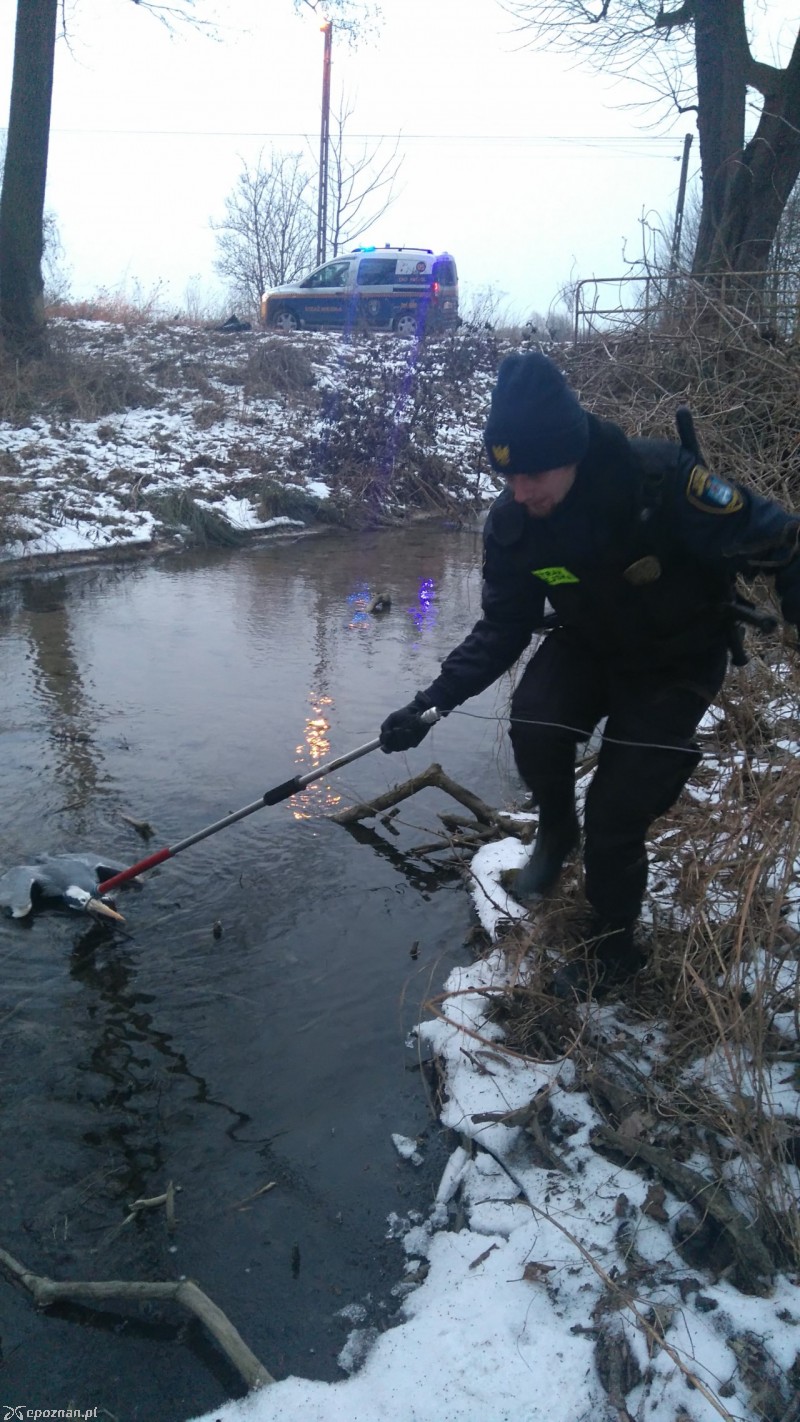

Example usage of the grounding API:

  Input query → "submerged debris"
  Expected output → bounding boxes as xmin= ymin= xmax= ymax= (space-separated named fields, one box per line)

xmin=119 ymin=812 xmax=155 ymax=840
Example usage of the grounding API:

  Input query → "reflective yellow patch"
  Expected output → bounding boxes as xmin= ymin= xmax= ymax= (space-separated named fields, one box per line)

xmin=532 ymin=566 xmax=580 ymax=586
xmin=686 ymin=464 xmax=743 ymax=514
xmin=491 ymin=444 xmax=511 ymax=467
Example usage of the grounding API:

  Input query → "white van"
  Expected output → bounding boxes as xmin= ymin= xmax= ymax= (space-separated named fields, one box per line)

xmin=260 ymin=246 xmax=459 ymax=337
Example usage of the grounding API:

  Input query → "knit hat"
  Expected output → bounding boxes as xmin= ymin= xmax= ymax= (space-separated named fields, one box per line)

xmin=484 ymin=352 xmax=590 ymax=476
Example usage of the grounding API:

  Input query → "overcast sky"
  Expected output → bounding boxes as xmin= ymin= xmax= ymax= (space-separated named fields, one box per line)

xmin=0 ymin=0 xmax=796 ymax=321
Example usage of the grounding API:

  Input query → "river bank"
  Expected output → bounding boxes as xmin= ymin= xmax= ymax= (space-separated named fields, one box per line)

xmin=0 ymin=319 xmax=501 ymax=571
xmin=2 ymin=318 xmax=799 ymax=1420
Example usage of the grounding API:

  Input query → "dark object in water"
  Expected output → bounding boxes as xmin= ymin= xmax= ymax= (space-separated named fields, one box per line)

xmin=120 ymin=812 xmax=155 ymax=840
xmin=0 ymin=853 xmax=128 ymax=921
xmin=367 ymin=591 xmax=392 ymax=614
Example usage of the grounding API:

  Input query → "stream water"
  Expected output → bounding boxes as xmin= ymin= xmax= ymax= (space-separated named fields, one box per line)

xmin=0 ymin=524 xmax=525 ymax=1421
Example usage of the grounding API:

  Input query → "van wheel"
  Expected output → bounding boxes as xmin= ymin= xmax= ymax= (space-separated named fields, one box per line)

xmin=272 ymin=308 xmax=300 ymax=332
xmin=393 ymin=312 xmax=419 ymax=339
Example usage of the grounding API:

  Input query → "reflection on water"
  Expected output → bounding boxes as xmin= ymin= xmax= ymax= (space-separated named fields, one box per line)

xmin=17 ymin=577 xmax=109 ymax=828
xmin=293 ymin=693 xmax=339 ymax=818
xmin=407 ymin=574 xmax=437 ymax=640
xmin=0 ymin=523 xmax=518 ymax=1417
xmin=69 ymin=920 xmax=254 ymax=1196
xmin=345 ymin=580 xmax=373 ymax=630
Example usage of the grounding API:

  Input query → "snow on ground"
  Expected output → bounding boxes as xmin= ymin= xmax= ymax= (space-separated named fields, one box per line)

xmin=3 ymin=320 xmax=799 ymax=1421
xmin=0 ymin=320 xmax=498 ymax=565
xmin=186 ymin=781 xmax=800 ymax=1422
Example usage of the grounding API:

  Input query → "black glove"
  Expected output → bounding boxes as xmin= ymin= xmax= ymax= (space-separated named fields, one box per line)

xmin=380 ymin=693 xmax=435 ymax=753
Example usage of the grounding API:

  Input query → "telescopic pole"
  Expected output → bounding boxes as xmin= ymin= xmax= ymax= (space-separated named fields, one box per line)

xmin=97 ymin=709 xmax=441 ymax=896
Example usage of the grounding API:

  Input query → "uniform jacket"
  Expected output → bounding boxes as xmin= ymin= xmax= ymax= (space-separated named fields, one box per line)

xmin=423 ymin=414 xmax=800 ymax=710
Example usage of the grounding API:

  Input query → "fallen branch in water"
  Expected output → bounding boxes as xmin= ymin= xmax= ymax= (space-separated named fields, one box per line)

xmin=100 ymin=1180 xmax=178 ymax=1249
xmin=330 ymin=762 xmax=499 ymax=826
xmin=0 ymin=1245 xmax=274 ymax=1392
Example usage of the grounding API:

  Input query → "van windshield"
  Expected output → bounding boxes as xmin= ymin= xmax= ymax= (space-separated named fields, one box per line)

xmin=303 ymin=261 xmax=351 ymax=290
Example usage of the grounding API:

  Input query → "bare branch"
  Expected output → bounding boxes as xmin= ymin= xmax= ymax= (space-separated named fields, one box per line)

xmin=0 ymin=1244 xmax=275 ymax=1392
xmin=292 ymin=0 xmax=382 ymax=45
xmin=500 ymin=2 xmax=800 ymax=282
xmin=212 ymin=151 xmax=316 ymax=316
xmin=327 ymin=93 xmax=403 ymax=255
xmin=654 ymin=2 xmax=695 ymax=30
xmin=127 ymin=0 xmax=217 ymax=33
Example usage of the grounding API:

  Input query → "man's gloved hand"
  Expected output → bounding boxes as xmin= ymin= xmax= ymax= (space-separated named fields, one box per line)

xmin=380 ymin=693 xmax=435 ymax=753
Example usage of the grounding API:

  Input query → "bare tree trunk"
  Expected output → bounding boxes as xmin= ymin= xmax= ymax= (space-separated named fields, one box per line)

xmin=692 ymin=0 xmax=800 ymax=289
xmin=716 ymin=37 xmax=800 ymax=276
xmin=0 ymin=0 xmax=58 ymax=356
xmin=691 ymin=0 xmax=749 ymax=276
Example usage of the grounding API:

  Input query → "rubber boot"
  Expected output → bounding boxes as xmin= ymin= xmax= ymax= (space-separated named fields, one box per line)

xmin=550 ymin=916 xmax=646 ymax=1001
xmin=513 ymin=808 xmax=580 ymax=904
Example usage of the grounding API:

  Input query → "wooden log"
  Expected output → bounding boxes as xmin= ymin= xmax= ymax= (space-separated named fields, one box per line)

xmin=0 ymin=1245 xmax=274 ymax=1391
xmin=330 ymin=762 xmax=499 ymax=826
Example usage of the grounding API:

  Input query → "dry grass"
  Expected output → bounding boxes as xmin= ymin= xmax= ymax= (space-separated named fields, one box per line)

xmin=240 ymin=340 xmax=318 ymax=400
xmin=46 ymin=285 xmax=177 ymax=326
xmin=558 ymin=304 xmax=800 ymax=507
xmin=307 ymin=327 xmax=499 ymax=525
xmin=448 ymin=640 xmax=800 ymax=1277
xmin=142 ymin=490 xmax=247 ymax=548
xmin=0 ymin=323 xmax=162 ymax=423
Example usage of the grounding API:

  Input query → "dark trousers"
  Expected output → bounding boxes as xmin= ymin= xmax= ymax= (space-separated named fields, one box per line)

xmin=509 ymin=630 xmax=728 ymax=925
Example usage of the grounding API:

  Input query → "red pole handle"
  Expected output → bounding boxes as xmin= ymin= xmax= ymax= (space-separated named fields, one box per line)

xmin=98 ymin=847 xmax=172 ymax=895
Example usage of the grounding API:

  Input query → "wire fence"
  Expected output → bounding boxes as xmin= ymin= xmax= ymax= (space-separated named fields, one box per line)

xmin=573 ymin=270 xmax=800 ymax=344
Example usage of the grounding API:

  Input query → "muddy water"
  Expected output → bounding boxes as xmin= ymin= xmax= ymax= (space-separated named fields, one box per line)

xmin=0 ymin=525 xmax=524 ymax=1421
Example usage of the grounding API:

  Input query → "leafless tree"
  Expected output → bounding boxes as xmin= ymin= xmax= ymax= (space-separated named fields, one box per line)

xmin=0 ymin=0 xmax=376 ymax=355
xmin=0 ymin=0 xmax=211 ymax=356
xmin=293 ymin=0 xmax=380 ymax=45
xmin=215 ymin=99 xmax=402 ymax=311
xmin=0 ymin=0 xmax=59 ymax=355
xmin=0 ymin=135 xmax=70 ymax=309
xmin=769 ymin=177 xmax=800 ymax=273
xmin=502 ymin=2 xmax=800 ymax=289
xmin=326 ymin=94 xmax=403 ymax=255
xmin=649 ymin=171 xmax=800 ymax=334
xmin=212 ymin=153 xmax=316 ymax=315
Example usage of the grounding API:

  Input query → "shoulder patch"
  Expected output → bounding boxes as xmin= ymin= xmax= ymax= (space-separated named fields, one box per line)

xmin=686 ymin=465 xmax=744 ymax=515
xmin=532 ymin=566 xmax=579 ymax=586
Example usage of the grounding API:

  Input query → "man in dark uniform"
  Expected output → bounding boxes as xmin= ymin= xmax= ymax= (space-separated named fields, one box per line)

xmin=379 ymin=352 xmax=800 ymax=995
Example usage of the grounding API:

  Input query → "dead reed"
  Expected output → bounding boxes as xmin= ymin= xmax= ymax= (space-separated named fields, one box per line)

xmin=473 ymin=637 xmax=800 ymax=1275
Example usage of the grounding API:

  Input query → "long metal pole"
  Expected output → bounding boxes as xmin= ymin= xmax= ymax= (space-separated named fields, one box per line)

xmin=316 ymin=20 xmax=333 ymax=266
xmin=96 ymin=709 xmax=442 ymax=897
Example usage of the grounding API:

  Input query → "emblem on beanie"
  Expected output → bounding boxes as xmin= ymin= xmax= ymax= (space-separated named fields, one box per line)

xmin=491 ymin=444 xmax=511 ymax=468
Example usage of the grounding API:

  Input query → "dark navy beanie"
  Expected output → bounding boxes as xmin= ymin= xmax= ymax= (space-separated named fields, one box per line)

xmin=484 ymin=352 xmax=590 ymax=476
